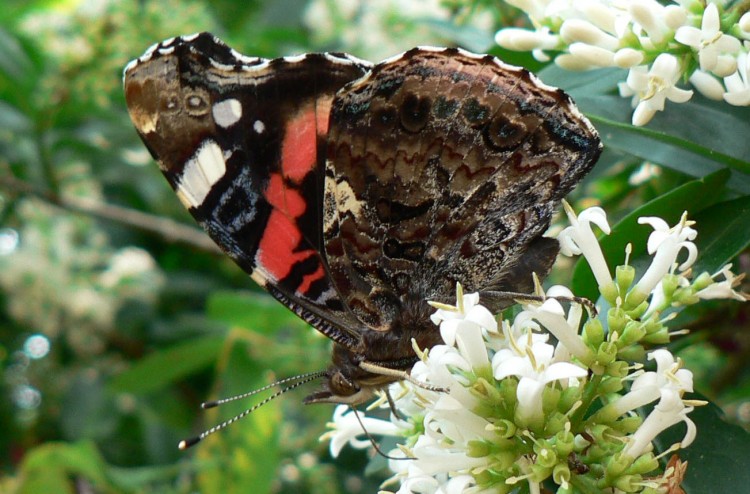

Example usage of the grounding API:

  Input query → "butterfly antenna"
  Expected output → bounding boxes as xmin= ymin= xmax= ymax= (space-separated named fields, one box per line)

xmin=349 ymin=406 xmax=413 ymax=461
xmin=178 ymin=370 xmax=327 ymax=450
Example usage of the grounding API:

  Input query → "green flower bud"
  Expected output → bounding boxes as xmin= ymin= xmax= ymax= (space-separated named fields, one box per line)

xmin=535 ymin=445 xmax=558 ymax=468
xmin=619 ymin=321 xmax=646 ymax=346
xmin=624 ymin=300 xmax=649 ymax=319
xmin=491 ymin=419 xmax=517 ymax=439
xmin=599 ymin=375 xmax=625 ymax=394
xmin=554 ymin=429 xmax=575 ymax=457
xmin=615 ymin=264 xmax=635 ymax=294
xmin=583 ymin=319 xmax=605 ymax=346
xmin=662 ymin=272 xmax=680 ymax=294
xmin=597 ymin=341 xmax=618 ymax=365
xmin=553 ymin=463 xmax=572 ymax=486
xmin=607 ymin=307 xmax=628 ymax=335
xmin=614 ymin=473 xmax=642 ymax=492
xmin=692 ymin=271 xmax=713 ymax=290
xmin=467 ymin=440 xmax=491 ymax=458
xmin=642 ymin=327 xmax=671 ymax=344
xmin=617 ymin=344 xmax=645 ymax=362
xmin=627 ymin=452 xmax=659 ymax=475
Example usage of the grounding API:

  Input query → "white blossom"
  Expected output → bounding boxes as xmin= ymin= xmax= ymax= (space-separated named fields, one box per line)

xmin=619 ymin=54 xmax=694 ymax=125
xmin=674 ymin=3 xmax=741 ymax=76
xmin=609 ymin=349 xmax=693 ymax=416
xmin=696 ymin=264 xmax=748 ymax=301
xmin=320 ymin=405 xmax=402 ymax=458
xmin=689 ymin=69 xmax=726 ymax=100
xmin=631 ymin=213 xmax=697 ymax=302
xmin=723 ymin=47 xmax=750 ymax=106
xmin=493 ymin=340 xmax=586 ymax=422
xmin=558 ymin=203 xmax=614 ymax=289
xmin=622 ymin=390 xmax=696 ymax=458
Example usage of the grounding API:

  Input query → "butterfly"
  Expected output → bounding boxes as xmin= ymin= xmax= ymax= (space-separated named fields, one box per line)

xmin=124 ymin=32 xmax=601 ymax=410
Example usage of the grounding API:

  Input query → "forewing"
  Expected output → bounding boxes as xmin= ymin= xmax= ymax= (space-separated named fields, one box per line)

xmin=124 ymin=33 xmax=372 ymax=348
xmin=324 ymin=48 xmax=601 ymax=330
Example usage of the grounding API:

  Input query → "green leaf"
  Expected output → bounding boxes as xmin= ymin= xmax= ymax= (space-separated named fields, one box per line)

xmin=194 ymin=333 xmax=282 ymax=494
xmin=18 ymin=441 xmax=114 ymax=494
xmin=654 ymin=400 xmax=750 ymax=493
xmin=206 ymin=289 xmax=304 ymax=335
xmin=571 ymin=170 xmax=730 ymax=300
xmin=538 ymin=66 xmax=750 ymax=192
xmin=109 ymin=336 xmax=224 ymax=394
xmin=692 ymin=194 xmax=750 ymax=275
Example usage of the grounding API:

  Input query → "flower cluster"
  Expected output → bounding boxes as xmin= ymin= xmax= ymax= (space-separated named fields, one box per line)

xmin=322 ymin=204 xmax=746 ymax=493
xmin=495 ymin=0 xmax=750 ymax=125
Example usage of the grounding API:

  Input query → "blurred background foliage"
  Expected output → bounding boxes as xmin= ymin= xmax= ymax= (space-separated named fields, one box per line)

xmin=0 ymin=0 xmax=748 ymax=493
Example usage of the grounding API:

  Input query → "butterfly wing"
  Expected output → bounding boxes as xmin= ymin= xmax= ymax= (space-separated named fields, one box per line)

xmin=324 ymin=48 xmax=601 ymax=331
xmin=124 ymin=33 xmax=372 ymax=348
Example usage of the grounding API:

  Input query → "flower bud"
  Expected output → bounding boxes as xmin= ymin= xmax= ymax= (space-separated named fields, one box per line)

xmin=690 ymin=70 xmax=725 ymax=101
xmin=616 ymin=264 xmax=636 ymax=293
xmin=568 ymin=42 xmax=616 ymax=67
xmin=614 ymin=48 xmax=644 ymax=68
xmin=584 ymin=319 xmax=605 ymax=346
xmin=600 ymin=374 xmax=625 ymax=394
xmin=741 ymin=12 xmax=750 ymax=32
xmin=560 ymin=19 xmax=620 ymax=50
xmin=607 ymin=307 xmax=628 ymax=335
xmin=614 ymin=473 xmax=643 ymax=492
xmin=627 ymin=452 xmax=659 ymax=474
xmin=554 ymin=429 xmax=576 ymax=457
xmin=555 ymin=53 xmax=596 ymax=71
xmin=619 ymin=321 xmax=647 ymax=346
xmin=597 ymin=341 xmax=618 ymax=365
xmin=553 ymin=463 xmax=572 ymax=486
xmin=617 ymin=344 xmax=645 ymax=363
xmin=692 ymin=271 xmax=713 ymax=290
xmin=535 ymin=444 xmax=558 ymax=468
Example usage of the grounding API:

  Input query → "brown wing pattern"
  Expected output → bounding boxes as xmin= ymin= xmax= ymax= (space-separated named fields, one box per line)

xmin=324 ymin=47 xmax=601 ymax=332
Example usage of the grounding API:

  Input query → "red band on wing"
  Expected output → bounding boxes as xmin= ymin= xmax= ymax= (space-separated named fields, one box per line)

xmin=264 ymin=173 xmax=306 ymax=217
xmin=281 ymin=106 xmax=317 ymax=183
xmin=257 ymin=172 xmax=325 ymax=293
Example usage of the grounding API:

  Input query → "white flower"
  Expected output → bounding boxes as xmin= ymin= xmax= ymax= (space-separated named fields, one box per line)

xmin=696 ymin=264 xmax=748 ymax=301
xmin=430 ymin=288 xmax=497 ymax=368
xmin=514 ymin=286 xmax=592 ymax=361
xmin=724 ymin=48 xmax=750 ymax=106
xmin=689 ymin=69 xmax=725 ymax=100
xmin=622 ymin=389 xmax=696 ymax=458
xmin=674 ymin=3 xmax=741 ymax=76
xmin=630 ymin=213 xmax=697 ymax=303
xmin=619 ymin=54 xmax=694 ymax=126
xmin=320 ymin=405 xmax=402 ymax=458
xmin=493 ymin=341 xmax=586 ymax=423
xmin=560 ymin=18 xmax=619 ymax=50
xmin=558 ymin=203 xmax=614 ymax=289
xmin=628 ymin=0 xmax=674 ymax=45
xmin=495 ymin=27 xmax=560 ymax=53
xmin=608 ymin=349 xmax=693 ymax=417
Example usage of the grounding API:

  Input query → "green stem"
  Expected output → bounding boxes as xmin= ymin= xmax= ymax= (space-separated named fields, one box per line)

xmin=571 ymin=374 xmax=603 ymax=427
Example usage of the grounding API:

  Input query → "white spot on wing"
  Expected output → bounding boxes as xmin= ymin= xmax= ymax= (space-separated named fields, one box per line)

xmin=161 ymin=37 xmax=176 ymax=47
xmin=212 ymin=99 xmax=242 ymax=128
xmin=176 ymin=140 xmax=226 ymax=208
xmin=253 ymin=120 xmax=265 ymax=134
xmin=158 ymin=46 xmax=175 ymax=55
xmin=283 ymin=54 xmax=307 ymax=63
xmin=182 ymin=33 xmax=200 ymax=42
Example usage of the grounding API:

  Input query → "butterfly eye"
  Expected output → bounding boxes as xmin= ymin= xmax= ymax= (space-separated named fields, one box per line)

xmin=399 ymin=93 xmax=431 ymax=133
xmin=485 ymin=113 xmax=528 ymax=151
xmin=161 ymin=94 xmax=180 ymax=113
xmin=330 ymin=371 xmax=359 ymax=397
xmin=184 ymin=92 xmax=210 ymax=116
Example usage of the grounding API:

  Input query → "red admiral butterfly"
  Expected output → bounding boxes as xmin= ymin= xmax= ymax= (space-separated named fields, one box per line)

xmin=124 ymin=33 xmax=600 ymax=408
